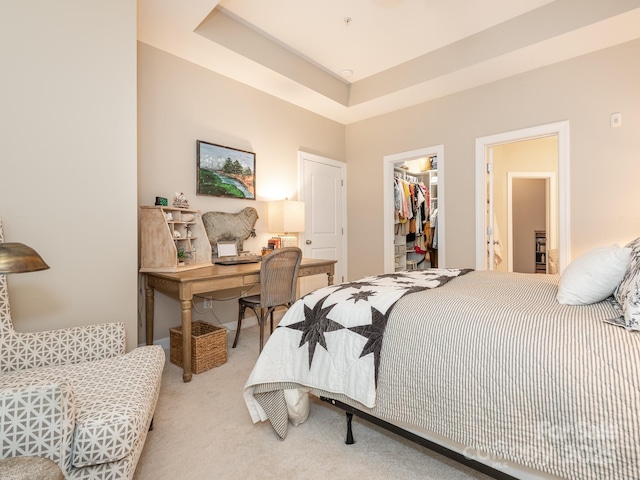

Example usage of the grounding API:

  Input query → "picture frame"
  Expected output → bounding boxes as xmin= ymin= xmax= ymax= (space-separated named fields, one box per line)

xmin=216 ymin=240 xmax=238 ymax=258
xmin=197 ymin=140 xmax=256 ymax=200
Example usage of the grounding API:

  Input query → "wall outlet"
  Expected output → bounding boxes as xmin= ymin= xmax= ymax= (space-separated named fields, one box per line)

xmin=203 ymin=298 xmax=212 ymax=310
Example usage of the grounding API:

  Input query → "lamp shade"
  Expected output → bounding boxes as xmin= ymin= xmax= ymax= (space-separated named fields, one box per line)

xmin=0 ymin=242 xmax=50 ymax=274
xmin=268 ymin=200 xmax=305 ymax=233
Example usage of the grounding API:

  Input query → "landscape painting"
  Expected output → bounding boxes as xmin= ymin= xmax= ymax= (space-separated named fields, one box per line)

xmin=197 ymin=140 xmax=255 ymax=200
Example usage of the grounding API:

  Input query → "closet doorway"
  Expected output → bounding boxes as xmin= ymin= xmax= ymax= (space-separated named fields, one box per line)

xmin=475 ymin=121 xmax=570 ymax=273
xmin=383 ymin=145 xmax=445 ymax=273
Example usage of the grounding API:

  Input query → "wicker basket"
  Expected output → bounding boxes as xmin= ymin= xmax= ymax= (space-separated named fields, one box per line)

xmin=169 ymin=321 xmax=227 ymax=373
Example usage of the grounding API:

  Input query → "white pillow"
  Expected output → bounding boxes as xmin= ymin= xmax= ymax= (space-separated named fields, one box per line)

xmin=284 ymin=387 xmax=310 ymax=426
xmin=557 ymin=245 xmax=632 ymax=305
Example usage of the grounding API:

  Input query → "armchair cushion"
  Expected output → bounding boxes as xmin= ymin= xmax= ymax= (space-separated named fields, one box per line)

xmin=0 ymin=345 xmax=164 ymax=469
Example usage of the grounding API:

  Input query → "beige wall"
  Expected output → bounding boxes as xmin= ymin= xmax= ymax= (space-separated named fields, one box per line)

xmin=346 ymin=39 xmax=640 ymax=280
xmin=137 ymin=43 xmax=345 ymax=342
xmin=0 ymin=0 xmax=139 ymax=350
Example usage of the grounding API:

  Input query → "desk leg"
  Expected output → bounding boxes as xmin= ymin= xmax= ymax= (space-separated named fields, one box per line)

xmin=181 ymin=299 xmax=192 ymax=383
xmin=144 ymin=280 xmax=154 ymax=346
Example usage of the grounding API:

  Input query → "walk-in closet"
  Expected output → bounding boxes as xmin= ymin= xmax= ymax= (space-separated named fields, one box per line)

xmin=393 ymin=155 xmax=438 ymax=271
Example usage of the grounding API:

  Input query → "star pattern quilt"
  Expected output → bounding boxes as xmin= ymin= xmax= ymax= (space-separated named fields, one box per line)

xmin=244 ymin=268 xmax=471 ymax=421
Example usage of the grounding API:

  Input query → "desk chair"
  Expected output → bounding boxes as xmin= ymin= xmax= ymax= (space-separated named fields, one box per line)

xmin=233 ymin=247 xmax=302 ymax=352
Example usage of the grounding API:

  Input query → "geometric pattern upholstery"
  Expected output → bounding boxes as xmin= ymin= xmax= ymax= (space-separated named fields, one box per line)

xmin=0 ymin=323 xmax=127 ymax=374
xmin=0 ymin=347 xmax=165 ymax=469
xmin=0 ymin=380 xmax=76 ymax=471
xmin=0 ymin=218 xmax=166 ymax=480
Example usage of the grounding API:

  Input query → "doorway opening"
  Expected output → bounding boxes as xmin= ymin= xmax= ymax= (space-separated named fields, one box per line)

xmin=475 ymin=121 xmax=570 ymax=273
xmin=383 ymin=145 xmax=445 ymax=273
xmin=508 ymin=173 xmax=556 ymax=273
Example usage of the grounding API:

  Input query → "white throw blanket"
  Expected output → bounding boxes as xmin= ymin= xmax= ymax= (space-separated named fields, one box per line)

xmin=244 ymin=268 xmax=471 ymax=426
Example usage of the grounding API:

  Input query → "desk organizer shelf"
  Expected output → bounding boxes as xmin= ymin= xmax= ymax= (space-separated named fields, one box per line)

xmin=139 ymin=205 xmax=212 ymax=272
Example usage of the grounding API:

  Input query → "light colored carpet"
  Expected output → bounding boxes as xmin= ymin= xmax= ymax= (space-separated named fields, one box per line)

xmin=134 ymin=325 xmax=492 ymax=480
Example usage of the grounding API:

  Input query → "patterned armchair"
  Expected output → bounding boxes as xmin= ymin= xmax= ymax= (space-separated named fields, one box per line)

xmin=0 ymin=219 xmax=165 ymax=480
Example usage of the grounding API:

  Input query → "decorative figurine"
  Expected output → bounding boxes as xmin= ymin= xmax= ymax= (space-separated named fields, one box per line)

xmin=173 ymin=192 xmax=189 ymax=209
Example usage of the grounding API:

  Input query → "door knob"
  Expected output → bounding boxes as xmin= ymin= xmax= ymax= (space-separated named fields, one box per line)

xmin=306 ymin=240 xmax=312 ymax=245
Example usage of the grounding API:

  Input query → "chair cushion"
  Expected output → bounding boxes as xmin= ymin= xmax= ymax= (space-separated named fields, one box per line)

xmin=0 ymin=346 xmax=165 ymax=468
xmin=240 ymin=295 xmax=261 ymax=306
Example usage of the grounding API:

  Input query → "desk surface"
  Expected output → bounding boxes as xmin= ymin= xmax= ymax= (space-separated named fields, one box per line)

xmin=145 ymin=257 xmax=335 ymax=283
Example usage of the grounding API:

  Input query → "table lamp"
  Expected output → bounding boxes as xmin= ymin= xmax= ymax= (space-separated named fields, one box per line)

xmin=268 ymin=199 xmax=305 ymax=247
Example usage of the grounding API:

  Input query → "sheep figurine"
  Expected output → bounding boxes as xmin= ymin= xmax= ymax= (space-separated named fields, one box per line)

xmin=202 ymin=207 xmax=259 ymax=255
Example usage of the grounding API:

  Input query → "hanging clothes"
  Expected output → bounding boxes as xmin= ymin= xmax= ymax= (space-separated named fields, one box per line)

xmin=394 ymin=175 xmax=428 ymax=248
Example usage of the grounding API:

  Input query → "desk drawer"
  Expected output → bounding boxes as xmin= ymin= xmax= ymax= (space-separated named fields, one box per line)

xmin=243 ymin=274 xmax=259 ymax=285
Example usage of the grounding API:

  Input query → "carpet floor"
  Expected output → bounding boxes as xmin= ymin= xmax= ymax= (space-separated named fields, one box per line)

xmin=134 ymin=324 xmax=492 ymax=480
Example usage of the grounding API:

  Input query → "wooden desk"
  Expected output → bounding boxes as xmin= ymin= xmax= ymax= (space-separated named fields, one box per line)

xmin=143 ymin=258 xmax=337 ymax=382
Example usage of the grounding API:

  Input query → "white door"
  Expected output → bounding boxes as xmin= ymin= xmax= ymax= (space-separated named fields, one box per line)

xmin=298 ymin=151 xmax=346 ymax=295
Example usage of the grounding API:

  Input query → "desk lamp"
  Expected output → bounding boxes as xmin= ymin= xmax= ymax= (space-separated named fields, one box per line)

xmin=268 ymin=199 xmax=305 ymax=247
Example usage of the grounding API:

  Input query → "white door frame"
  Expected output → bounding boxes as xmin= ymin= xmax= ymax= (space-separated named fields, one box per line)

xmin=298 ymin=151 xmax=348 ymax=282
xmin=383 ymin=145 xmax=445 ymax=273
xmin=506 ymin=172 xmax=557 ymax=272
xmin=475 ymin=121 xmax=570 ymax=272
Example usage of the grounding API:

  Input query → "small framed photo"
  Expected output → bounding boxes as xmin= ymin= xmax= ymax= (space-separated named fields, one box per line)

xmin=217 ymin=241 xmax=238 ymax=258
xmin=197 ymin=140 xmax=255 ymax=200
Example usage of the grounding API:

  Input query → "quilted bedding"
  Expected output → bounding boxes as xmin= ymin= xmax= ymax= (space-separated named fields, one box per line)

xmin=245 ymin=269 xmax=470 ymax=418
xmin=244 ymin=270 xmax=640 ymax=480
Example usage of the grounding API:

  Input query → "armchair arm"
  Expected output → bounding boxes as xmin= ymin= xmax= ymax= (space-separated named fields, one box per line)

xmin=1 ymin=322 xmax=126 ymax=373
xmin=0 ymin=378 xmax=75 ymax=474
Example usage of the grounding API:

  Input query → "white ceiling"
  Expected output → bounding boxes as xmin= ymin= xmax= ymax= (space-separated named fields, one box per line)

xmin=138 ymin=0 xmax=640 ymax=125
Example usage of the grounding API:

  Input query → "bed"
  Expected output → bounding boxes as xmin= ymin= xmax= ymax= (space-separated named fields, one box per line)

xmin=244 ymin=242 xmax=640 ymax=480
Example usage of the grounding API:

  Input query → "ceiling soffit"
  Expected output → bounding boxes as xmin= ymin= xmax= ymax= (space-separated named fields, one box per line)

xmin=139 ymin=0 xmax=640 ymax=124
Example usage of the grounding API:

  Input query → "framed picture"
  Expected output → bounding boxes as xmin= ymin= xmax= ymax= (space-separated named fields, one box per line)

xmin=216 ymin=240 xmax=238 ymax=257
xmin=197 ymin=140 xmax=256 ymax=200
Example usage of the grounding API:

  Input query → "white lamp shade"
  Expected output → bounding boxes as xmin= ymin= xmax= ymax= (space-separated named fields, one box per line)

xmin=268 ymin=200 xmax=305 ymax=233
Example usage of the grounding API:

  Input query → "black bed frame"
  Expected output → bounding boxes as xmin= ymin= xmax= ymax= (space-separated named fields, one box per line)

xmin=320 ymin=397 xmax=518 ymax=480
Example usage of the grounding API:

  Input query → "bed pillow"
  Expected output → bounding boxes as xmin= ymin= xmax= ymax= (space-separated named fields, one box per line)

xmin=284 ymin=387 xmax=310 ymax=427
xmin=557 ymin=245 xmax=631 ymax=305
xmin=613 ymin=237 xmax=640 ymax=330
